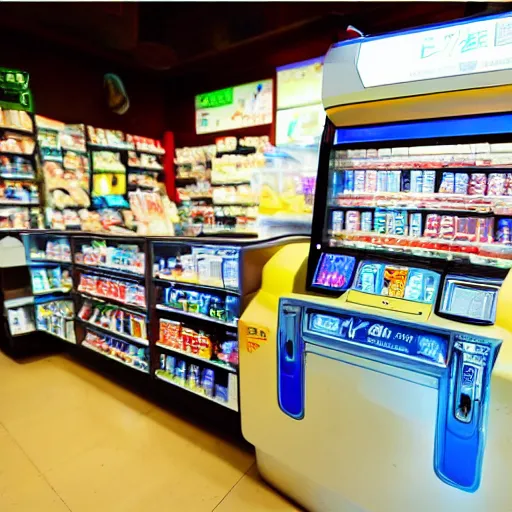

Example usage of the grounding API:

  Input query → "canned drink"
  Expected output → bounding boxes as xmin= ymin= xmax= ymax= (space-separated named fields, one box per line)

xmin=422 ymin=171 xmax=436 ymax=194
xmin=361 ymin=211 xmax=373 ymax=232
xmin=409 ymin=213 xmax=423 ymax=237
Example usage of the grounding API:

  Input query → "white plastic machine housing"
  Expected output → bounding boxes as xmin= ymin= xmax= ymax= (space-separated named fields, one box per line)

xmin=240 ymin=12 xmax=512 ymax=512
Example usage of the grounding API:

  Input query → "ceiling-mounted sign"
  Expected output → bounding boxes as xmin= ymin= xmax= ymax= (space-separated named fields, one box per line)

xmin=195 ymin=80 xmax=273 ymax=135
xmin=357 ymin=14 xmax=512 ymax=88
xmin=276 ymin=57 xmax=324 ymax=110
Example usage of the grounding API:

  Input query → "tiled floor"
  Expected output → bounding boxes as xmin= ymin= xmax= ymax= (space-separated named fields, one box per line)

xmin=0 ymin=349 xmax=299 ymax=511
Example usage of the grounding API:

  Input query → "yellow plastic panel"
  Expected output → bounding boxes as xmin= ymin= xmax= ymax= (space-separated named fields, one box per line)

xmin=346 ymin=290 xmax=433 ymax=318
xmin=327 ymin=84 xmax=512 ymax=127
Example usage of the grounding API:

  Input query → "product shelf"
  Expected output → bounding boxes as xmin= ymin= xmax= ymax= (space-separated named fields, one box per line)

xmin=153 ymin=277 xmax=240 ymax=295
xmin=155 ymin=304 xmax=238 ymax=329
xmin=74 ymin=263 xmax=145 ymax=281
xmin=154 ymin=370 xmax=237 ymax=411
xmin=0 ymin=173 xmax=36 ymax=180
xmin=329 ymin=233 xmax=512 ymax=268
xmin=33 ymin=287 xmax=71 ymax=296
xmin=4 ymin=296 xmax=34 ymax=309
xmin=156 ymin=342 xmax=237 ymax=373
xmin=0 ymin=199 xmax=39 ymax=206
xmin=81 ymin=341 xmax=149 ymax=373
xmin=77 ymin=319 xmax=149 ymax=346
xmin=75 ymin=291 xmax=147 ymax=313
xmin=39 ymin=328 xmax=75 ymax=344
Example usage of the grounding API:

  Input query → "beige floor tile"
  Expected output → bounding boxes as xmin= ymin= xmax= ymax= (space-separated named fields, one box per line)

xmin=0 ymin=350 xmax=299 ymax=512
xmin=215 ymin=465 xmax=301 ymax=512
xmin=0 ymin=424 xmax=69 ymax=512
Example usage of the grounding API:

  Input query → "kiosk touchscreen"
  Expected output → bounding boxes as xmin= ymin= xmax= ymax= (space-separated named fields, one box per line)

xmin=240 ymin=12 xmax=512 ymax=512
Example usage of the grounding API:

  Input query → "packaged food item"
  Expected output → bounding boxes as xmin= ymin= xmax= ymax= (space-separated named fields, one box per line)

xmin=198 ymin=331 xmax=213 ymax=359
xmin=401 ymin=170 xmax=410 ymax=193
xmin=424 ymin=214 xmax=441 ymax=238
xmin=356 ymin=262 xmax=382 ymax=294
xmin=439 ymin=172 xmax=455 ymax=194
xmin=409 ymin=213 xmax=423 ymax=238
xmin=487 ymin=173 xmax=506 ymax=196
xmin=165 ymin=355 xmax=176 ymax=375
xmin=377 ymin=171 xmax=388 ymax=192
xmin=344 ymin=170 xmax=354 ymax=193
xmin=159 ymin=319 xmax=182 ymax=350
xmin=468 ymin=173 xmax=487 ymax=195
xmin=394 ymin=210 xmax=407 ymax=235
xmin=497 ymin=219 xmax=512 ymax=244
xmin=331 ymin=210 xmax=344 ymax=233
xmin=387 ymin=171 xmax=401 ymax=193
xmin=385 ymin=211 xmax=395 ymax=234
xmin=345 ymin=211 xmax=361 ymax=232
xmin=410 ymin=171 xmax=423 ymax=193
xmin=404 ymin=269 xmax=425 ymax=302
xmin=454 ymin=173 xmax=469 ymax=194
xmin=215 ymin=384 xmax=229 ymax=403
xmin=439 ymin=216 xmax=455 ymax=240
xmin=201 ymin=368 xmax=215 ymax=398
xmin=187 ymin=364 xmax=201 ymax=391
xmin=365 ymin=170 xmax=378 ymax=193
xmin=422 ymin=171 xmax=436 ymax=194
xmin=477 ymin=217 xmax=494 ymax=243
xmin=174 ymin=360 xmax=187 ymax=386
xmin=382 ymin=266 xmax=408 ymax=298
xmin=361 ymin=211 xmax=373 ymax=232
xmin=354 ymin=170 xmax=366 ymax=193
xmin=374 ymin=209 xmax=387 ymax=234
xmin=505 ymin=174 xmax=512 ymax=196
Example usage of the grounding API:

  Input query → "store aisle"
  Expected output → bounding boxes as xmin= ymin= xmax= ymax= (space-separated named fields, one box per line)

xmin=0 ymin=350 xmax=298 ymax=512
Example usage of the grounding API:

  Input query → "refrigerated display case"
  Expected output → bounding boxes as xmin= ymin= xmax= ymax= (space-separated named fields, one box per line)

xmin=240 ymin=12 xmax=512 ymax=512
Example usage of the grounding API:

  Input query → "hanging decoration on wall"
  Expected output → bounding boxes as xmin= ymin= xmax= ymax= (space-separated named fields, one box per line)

xmin=104 ymin=73 xmax=130 ymax=115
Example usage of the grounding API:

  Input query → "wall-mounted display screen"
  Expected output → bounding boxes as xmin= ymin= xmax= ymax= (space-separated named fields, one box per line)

xmin=276 ymin=57 xmax=323 ymax=111
xmin=312 ymin=253 xmax=356 ymax=290
xmin=353 ymin=261 xmax=440 ymax=304
xmin=439 ymin=276 xmax=501 ymax=323
xmin=195 ymin=80 xmax=273 ymax=135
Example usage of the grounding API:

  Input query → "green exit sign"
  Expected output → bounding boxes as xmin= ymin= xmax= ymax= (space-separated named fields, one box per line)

xmin=195 ymin=87 xmax=234 ymax=109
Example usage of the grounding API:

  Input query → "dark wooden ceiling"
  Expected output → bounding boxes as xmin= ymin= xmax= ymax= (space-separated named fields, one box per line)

xmin=0 ymin=2 xmax=508 ymax=77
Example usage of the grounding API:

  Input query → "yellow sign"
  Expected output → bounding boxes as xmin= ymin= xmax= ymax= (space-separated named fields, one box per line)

xmin=245 ymin=324 xmax=269 ymax=354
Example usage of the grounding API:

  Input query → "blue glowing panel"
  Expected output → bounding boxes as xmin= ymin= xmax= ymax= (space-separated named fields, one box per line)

xmin=334 ymin=113 xmax=512 ymax=145
xmin=313 ymin=253 xmax=356 ymax=290
xmin=307 ymin=310 xmax=448 ymax=366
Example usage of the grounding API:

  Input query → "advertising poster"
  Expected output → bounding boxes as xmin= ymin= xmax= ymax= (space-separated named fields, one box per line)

xmin=195 ymin=80 xmax=273 ymax=135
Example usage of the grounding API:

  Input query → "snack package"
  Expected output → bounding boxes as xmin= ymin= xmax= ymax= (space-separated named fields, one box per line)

xmin=201 ymin=368 xmax=215 ymax=398
xmin=356 ymin=262 xmax=383 ymax=295
xmin=382 ymin=266 xmax=408 ymax=298
xmin=404 ymin=269 xmax=425 ymax=302
xmin=439 ymin=172 xmax=455 ymax=194
xmin=424 ymin=214 xmax=441 ymax=238
xmin=487 ymin=173 xmax=506 ymax=196
xmin=345 ymin=211 xmax=361 ymax=232
xmin=439 ymin=215 xmax=455 ymax=240
xmin=468 ymin=173 xmax=487 ymax=195
xmin=497 ymin=219 xmax=511 ymax=244
xmin=422 ymin=171 xmax=436 ymax=194
xmin=354 ymin=170 xmax=366 ymax=193
xmin=409 ymin=213 xmax=423 ymax=238
xmin=374 ymin=209 xmax=387 ymax=234
xmin=361 ymin=211 xmax=373 ymax=232
xmin=365 ymin=170 xmax=378 ymax=193
xmin=454 ymin=173 xmax=469 ymax=194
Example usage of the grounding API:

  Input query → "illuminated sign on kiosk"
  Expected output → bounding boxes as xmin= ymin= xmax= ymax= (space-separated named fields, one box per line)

xmin=357 ymin=15 xmax=512 ymax=87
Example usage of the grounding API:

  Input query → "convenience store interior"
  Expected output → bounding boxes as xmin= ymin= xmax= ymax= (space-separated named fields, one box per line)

xmin=1 ymin=2 xmax=512 ymax=512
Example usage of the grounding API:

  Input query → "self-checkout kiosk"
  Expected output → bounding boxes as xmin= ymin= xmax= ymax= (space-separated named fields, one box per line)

xmin=240 ymin=13 xmax=512 ymax=512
